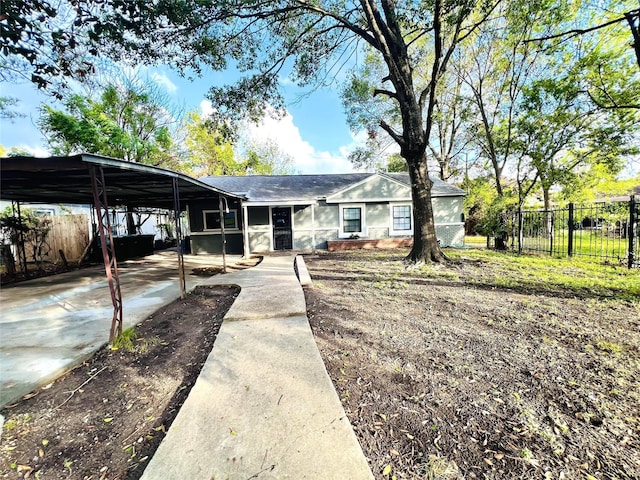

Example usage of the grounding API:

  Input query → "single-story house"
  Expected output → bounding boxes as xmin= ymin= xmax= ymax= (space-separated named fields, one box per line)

xmin=187 ymin=172 xmax=465 ymax=256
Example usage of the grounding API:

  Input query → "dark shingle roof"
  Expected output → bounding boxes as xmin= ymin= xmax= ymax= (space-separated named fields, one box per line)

xmin=200 ymin=173 xmax=465 ymax=203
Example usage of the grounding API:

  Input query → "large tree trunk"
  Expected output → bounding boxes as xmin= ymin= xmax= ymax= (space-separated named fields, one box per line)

xmin=406 ymin=154 xmax=447 ymax=264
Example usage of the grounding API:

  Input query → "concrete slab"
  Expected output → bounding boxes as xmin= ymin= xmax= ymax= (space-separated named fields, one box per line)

xmin=0 ymin=251 xmax=240 ymax=407
xmin=141 ymin=255 xmax=374 ymax=480
xmin=207 ymin=257 xmax=306 ymax=321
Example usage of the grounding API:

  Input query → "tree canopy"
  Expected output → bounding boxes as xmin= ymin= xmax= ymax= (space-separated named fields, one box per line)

xmin=38 ymin=83 xmax=178 ymax=167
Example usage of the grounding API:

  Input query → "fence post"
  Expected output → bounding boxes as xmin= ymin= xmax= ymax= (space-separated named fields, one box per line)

xmin=549 ymin=211 xmax=554 ymax=255
xmin=517 ymin=207 xmax=523 ymax=253
xmin=568 ymin=202 xmax=574 ymax=257
xmin=629 ymin=195 xmax=636 ymax=269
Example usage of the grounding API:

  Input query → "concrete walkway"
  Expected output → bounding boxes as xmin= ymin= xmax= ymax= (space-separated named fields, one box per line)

xmin=141 ymin=255 xmax=374 ymax=480
xmin=0 ymin=251 xmax=240 ymax=407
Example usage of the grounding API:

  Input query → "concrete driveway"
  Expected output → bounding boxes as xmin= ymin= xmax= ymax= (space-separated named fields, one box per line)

xmin=0 ymin=251 xmax=239 ymax=407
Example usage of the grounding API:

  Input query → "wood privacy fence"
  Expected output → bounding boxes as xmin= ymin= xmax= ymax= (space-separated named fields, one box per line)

xmin=39 ymin=214 xmax=90 ymax=263
xmin=489 ymin=196 xmax=639 ymax=269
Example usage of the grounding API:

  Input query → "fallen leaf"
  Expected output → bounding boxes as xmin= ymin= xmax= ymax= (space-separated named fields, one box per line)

xmin=41 ymin=440 xmax=49 ymax=446
xmin=103 ymin=417 xmax=113 ymax=423
xmin=382 ymin=464 xmax=392 ymax=476
xmin=38 ymin=448 xmax=44 ymax=457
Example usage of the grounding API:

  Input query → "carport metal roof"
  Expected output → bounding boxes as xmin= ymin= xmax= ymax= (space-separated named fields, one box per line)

xmin=0 ymin=154 xmax=244 ymax=208
xmin=1 ymin=153 xmax=242 ymax=344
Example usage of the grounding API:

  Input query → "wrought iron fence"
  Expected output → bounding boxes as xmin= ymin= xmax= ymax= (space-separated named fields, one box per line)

xmin=489 ymin=196 xmax=639 ymax=268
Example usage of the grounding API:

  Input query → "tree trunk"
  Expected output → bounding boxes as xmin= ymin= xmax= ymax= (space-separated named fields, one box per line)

xmin=406 ymin=154 xmax=447 ymax=263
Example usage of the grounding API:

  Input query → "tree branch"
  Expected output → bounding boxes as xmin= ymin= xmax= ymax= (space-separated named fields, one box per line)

xmin=373 ymin=88 xmax=398 ymax=99
xmin=379 ymin=119 xmax=404 ymax=148
xmin=525 ymin=9 xmax=639 ymax=44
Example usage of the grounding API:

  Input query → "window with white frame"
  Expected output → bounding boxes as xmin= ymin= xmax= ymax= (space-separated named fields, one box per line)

xmin=203 ymin=209 xmax=239 ymax=231
xmin=390 ymin=204 xmax=412 ymax=235
xmin=339 ymin=204 xmax=365 ymax=237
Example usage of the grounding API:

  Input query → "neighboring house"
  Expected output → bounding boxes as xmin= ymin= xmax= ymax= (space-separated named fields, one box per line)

xmin=188 ymin=172 xmax=466 ymax=255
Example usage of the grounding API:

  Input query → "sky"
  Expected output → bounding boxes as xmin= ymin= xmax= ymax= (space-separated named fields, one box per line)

xmin=0 ymin=65 xmax=366 ymax=175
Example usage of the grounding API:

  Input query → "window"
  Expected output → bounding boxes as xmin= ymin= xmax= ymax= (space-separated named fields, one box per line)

xmin=390 ymin=204 xmax=413 ymax=235
xmin=203 ymin=210 xmax=238 ymax=231
xmin=342 ymin=207 xmax=362 ymax=233
xmin=392 ymin=205 xmax=412 ymax=231
xmin=339 ymin=204 xmax=365 ymax=237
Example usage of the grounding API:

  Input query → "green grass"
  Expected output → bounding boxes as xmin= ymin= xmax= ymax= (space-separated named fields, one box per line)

xmin=444 ymin=248 xmax=640 ymax=302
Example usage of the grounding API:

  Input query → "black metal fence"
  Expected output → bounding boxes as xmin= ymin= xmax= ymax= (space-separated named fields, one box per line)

xmin=489 ymin=196 xmax=639 ymax=268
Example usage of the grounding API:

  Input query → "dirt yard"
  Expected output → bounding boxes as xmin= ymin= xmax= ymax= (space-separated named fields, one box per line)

xmin=304 ymin=250 xmax=640 ymax=480
xmin=2 ymin=249 xmax=638 ymax=480
xmin=0 ymin=285 xmax=239 ymax=480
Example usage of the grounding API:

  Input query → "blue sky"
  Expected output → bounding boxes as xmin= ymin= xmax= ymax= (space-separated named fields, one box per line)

xmin=0 ymin=65 xmax=365 ymax=174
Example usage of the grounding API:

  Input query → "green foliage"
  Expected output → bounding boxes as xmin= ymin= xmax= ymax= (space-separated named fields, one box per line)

xmin=38 ymin=83 xmax=178 ymax=167
xmin=0 ymin=0 xmax=98 ymax=94
xmin=184 ymin=112 xmax=294 ymax=176
xmin=111 ymin=328 xmax=137 ymax=352
xmin=461 ymin=176 xmax=500 ymax=235
xmin=184 ymin=111 xmax=238 ymax=176
xmin=443 ymin=249 xmax=640 ymax=302
xmin=0 ymin=206 xmax=52 ymax=267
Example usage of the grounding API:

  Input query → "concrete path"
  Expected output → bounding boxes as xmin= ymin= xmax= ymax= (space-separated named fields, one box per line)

xmin=0 ymin=251 xmax=240 ymax=407
xmin=141 ymin=255 xmax=374 ymax=480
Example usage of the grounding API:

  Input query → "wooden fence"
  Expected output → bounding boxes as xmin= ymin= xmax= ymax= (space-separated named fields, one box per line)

xmin=39 ymin=214 xmax=91 ymax=263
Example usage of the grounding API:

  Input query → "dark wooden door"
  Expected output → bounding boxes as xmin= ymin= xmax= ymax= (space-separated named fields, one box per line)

xmin=272 ymin=207 xmax=292 ymax=250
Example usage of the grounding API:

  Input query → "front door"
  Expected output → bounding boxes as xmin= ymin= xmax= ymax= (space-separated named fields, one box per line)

xmin=272 ymin=207 xmax=292 ymax=250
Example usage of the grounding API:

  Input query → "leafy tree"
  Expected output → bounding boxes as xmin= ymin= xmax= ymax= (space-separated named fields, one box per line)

xmin=185 ymin=112 xmax=295 ymax=176
xmin=457 ymin=0 xmax=560 ymax=198
xmin=0 ymin=0 xmax=98 ymax=94
xmin=17 ymin=0 xmax=502 ymax=264
xmin=38 ymin=83 xmax=178 ymax=167
xmin=184 ymin=111 xmax=238 ymax=176
xmin=343 ymin=48 xmax=471 ymax=181
xmin=239 ymin=138 xmax=295 ymax=175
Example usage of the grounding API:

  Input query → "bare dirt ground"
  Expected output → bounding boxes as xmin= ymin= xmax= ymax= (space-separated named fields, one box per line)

xmin=0 ymin=285 xmax=239 ymax=480
xmin=304 ymin=250 xmax=640 ymax=480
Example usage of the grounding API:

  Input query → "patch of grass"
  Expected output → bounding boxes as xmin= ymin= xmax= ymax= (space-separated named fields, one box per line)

xmin=111 ymin=328 xmax=137 ymax=352
xmin=444 ymin=248 xmax=640 ymax=302
xmin=594 ymin=340 xmax=623 ymax=354
xmin=111 ymin=328 xmax=163 ymax=353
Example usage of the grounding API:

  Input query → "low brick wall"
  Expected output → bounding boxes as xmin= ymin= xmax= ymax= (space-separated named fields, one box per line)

xmin=327 ymin=238 xmax=413 ymax=252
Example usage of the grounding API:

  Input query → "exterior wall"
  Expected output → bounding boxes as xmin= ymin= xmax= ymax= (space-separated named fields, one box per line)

xmin=189 ymin=194 xmax=465 ymax=254
xmin=188 ymin=198 xmax=244 ymax=255
xmin=432 ymin=196 xmax=464 ymax=224
xmin=327 ymin=175 xmax=410 ymax=202
xmin=190 ymin=232 xmax=244 ymax=254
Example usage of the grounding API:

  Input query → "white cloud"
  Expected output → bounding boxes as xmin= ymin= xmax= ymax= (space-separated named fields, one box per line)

xmin=6 ymin=145 xmax=51 ymax=157
xmin=197 ymin=101 xmax=366 ymax=174
xmin=244 ymin=111 xmax=364 ymax=174
xmin=150 ymin=72 xmax=178 ymax=93
xmin=200 ymin=100 xmax=215 ymax=118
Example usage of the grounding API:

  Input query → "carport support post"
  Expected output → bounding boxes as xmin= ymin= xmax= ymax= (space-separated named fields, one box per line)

xmin=242 ymin=204 xmax=250 ymax=259
xmin=219 ymin=195 xmax=227 ymax=273
xmin=89 ymin=166 xmax=123 ymax=343
xmin=172 ymin=178 xmax=186 ymax=298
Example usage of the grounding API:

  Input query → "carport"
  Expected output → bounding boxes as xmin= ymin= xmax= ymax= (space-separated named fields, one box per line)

xmin=0 ymin=154 xmax=244 ymax=342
